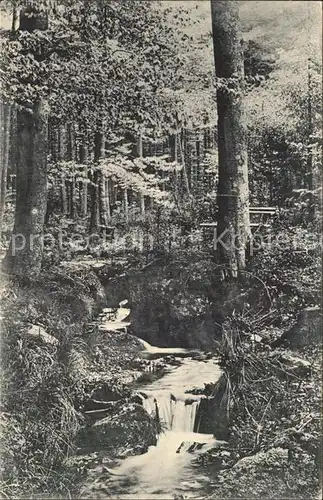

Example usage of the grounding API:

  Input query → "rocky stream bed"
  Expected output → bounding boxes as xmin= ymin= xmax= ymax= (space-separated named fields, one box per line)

xmin=67 ymin=304 xmax=231 ymax=499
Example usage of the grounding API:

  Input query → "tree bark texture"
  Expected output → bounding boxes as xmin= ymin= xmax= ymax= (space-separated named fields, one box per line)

xmin=211 ymin=0 xmax=250 ymax=278
xmin=6 ymin=100 xmax=48 ymax=277
xmin=5 ymin=6 xmax=48 ymax=278
xmin=0 ymin=102 xmax=11 ymax=237
xmin=90 ymin=130 xmax=102 ymax=233
xmin=138 ymin=131 xmax=145 ymax=215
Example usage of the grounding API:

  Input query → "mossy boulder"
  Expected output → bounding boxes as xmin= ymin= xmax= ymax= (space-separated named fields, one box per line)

xmin=118 ymin=258 xmax=221 ymax=349
xmin=272 ymin=307 xmax=322 ymax=349
xmin=285 ymin=307 xmax=322 ymax=348
xmin=78 ymin=402 xmax=157 ymax=458
xmin=232 ymin=448 xmax=289 ymax=472
xmin=209 ymin=447 xmax=319 ymax=499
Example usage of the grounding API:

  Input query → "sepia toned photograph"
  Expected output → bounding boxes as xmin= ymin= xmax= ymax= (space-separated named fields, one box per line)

xmin=0 ymin=1 xmax=322 ymax=498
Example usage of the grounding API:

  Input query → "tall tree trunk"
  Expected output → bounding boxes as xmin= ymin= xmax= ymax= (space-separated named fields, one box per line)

xmin=70 ymin=170 xmax=75 ymax=217
xmin=139 ymin=191 xmax=145 ymax=215
xmin=6 ymin=102 xmax=48 ymax=277
xmin=5 ymin=6 xmax=48 ymax=278
xmin=196 ymin=131 xmax=201 ymax=191
xmin=58 ymin=125 xmax=68 ymax=214
xmin=104 ymin=178 xmax=111 ymax=221
xmin=67 ymin=122 xmax=76 ymax=217
xmin=61 ymin=173 xmax=68 ymax=215
xmin=179 ymin=129 xmax=190 ymax=196
xmin=45 ymin=118 xmax=55 ymax=225
xmin=186 ymin=129 xmax=193 ymax=190
xmin=90 ymin=168 xmax=100 ymax=233
xmin=203 ymin=124 xmax=208 ymax=151
xmin=171 ymin=131 xmax=179 ymax=190
xmin=90 ymin=130 xmax=102 ymax=233
xmin=98 ymin=133 xmax=108 ymax=230
xmin=0 ymin=102 xmax=11 ymax=238
xmin=99 ymin=173 xmax=107 ymax=227
xmin=160 ymin=169 xmax=165 ymax=192
xmin=110 ymin=179 xmax=116 ymax=208
xmin=123 ymin=188 xmax=129 ymax=222
xmin=211 ymin=0 xmax=250 ymax=278
xmin=79 ymin=137 xmax=88 ymax=217
xmin=82 ymin=169 xmax=88 ymax=217
xmin=191 ymin=130 xmax=198 ymax=193
xmin=137 ymin=131 xmax=145 ymax=215
xmin=11 ymin=4 xmax=18 ymax=33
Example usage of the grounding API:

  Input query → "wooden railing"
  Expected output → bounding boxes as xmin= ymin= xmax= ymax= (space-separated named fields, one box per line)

xmin=200 ymin=206 xmax=278 ymax=236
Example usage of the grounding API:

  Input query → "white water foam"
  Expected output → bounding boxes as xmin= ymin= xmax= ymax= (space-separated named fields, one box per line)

xmin=102 ymin=357 xmax=223 ymax=498
xmin=141 ymin=393 xmax=199 ymax=432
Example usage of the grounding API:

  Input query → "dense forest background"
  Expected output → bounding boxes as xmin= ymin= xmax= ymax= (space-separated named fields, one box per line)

xmin=0 ymin=1 xmax=322 ymax=499
xmin=0 ymin=0 xmax=321 ymax=272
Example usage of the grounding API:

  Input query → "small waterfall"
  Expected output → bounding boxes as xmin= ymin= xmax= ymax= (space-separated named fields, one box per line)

xmin=101 ymin=358 xmax=223 ymax=498
xmin=173 ymin=400 xmax=199 ymax=433
xmin=141 ymin=393 xmax=200 ymax=433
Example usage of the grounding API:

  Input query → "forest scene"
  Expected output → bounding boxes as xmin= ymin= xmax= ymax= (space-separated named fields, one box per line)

xmin=0 ymin=0 xmax=322 ymax=499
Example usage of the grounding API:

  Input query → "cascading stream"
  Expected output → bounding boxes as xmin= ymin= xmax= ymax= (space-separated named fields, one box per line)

xmin=141 ymin=393 xmax=199 ymax=433
xmin=92 ymin=309 xmax=224 ymax=498
xmin=102 ymin=354 xmax=223 ymax=499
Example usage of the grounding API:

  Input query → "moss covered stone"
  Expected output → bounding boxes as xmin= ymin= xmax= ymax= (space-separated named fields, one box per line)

xmin=78 ymin=402 xmax=157 ymax=458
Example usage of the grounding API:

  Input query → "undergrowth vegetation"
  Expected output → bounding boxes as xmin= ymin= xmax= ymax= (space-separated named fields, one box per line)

xmin=202 ymin=208 xmax=322 ymax=499
xmin=211 ymin=320 xmax=321 ymax=499
xmin=0 ymin=269 xmax=107 ymax=498
xmin=250 ymin=202 xmax=321 ymax=323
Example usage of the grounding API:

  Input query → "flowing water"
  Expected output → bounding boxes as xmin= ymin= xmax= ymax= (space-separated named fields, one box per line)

xmin=106 ymin=346 xmax=223 ymax=499
xmin=94 ymin=307 xmax=223 ymax=498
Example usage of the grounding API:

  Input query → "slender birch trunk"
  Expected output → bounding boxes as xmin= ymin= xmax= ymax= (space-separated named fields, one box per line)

xmin=179 ymin=128 xmax=190 ymax=196
xmin=138 ymin=131 xmax=145 ymax=215
xmin=90 ymin=130 xmax=102 ymax=233
xmin=0 ymin=102 xmax=11 ymax=238
xmin=123 ymin=188 xmax=129 ymax=223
